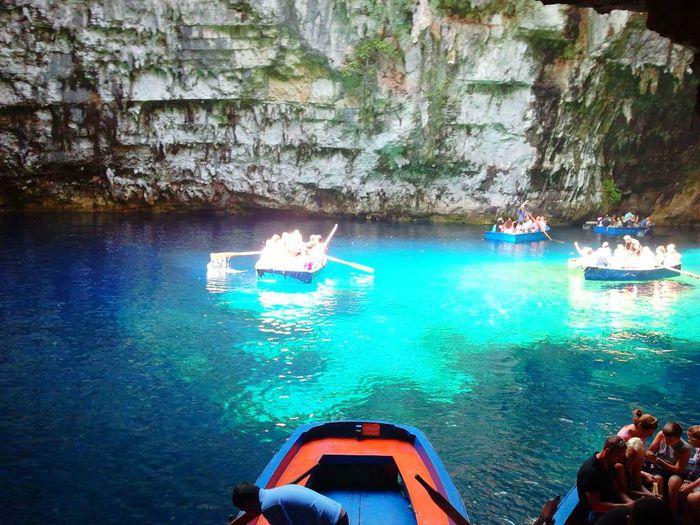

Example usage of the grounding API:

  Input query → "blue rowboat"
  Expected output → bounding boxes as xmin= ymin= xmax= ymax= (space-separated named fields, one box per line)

xmin=483 ymin=229 xmax=550 ymax=243
xmin=583 ymin=265 xmax=680 ymax=281
xmin=244 ymin=420 xmax=469 ymax=525
xmin=592 ymin=225 xmax=650 ymax=237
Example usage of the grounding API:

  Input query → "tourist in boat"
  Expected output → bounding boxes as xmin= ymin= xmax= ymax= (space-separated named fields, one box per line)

xmin=667 ymin=425 xmax=700 ymax=521
xmin=640 ymin=246 xmax=657 ymax=269
xmin=614 ymin=437 xmax=657 ymax=500
xmin=612 ymin=243 xmax=628 ymax=267
xmin=618 ymin=409 xmax=659 ymax=442
xmin=503 ymin=218 xmax=514 ymax=233
xmin=517 ymin=201 xmax=528 ymax=224
xmin=594 ymin=496 xmax=678 ymax=525
xmin=576 ymin=435 xmax=634 ymax=523
xmin=230 ymin=482 xmax=349 ymax=525
xmin=656 ymin=246 xmax=668 ymax=266
xmin=575 ymin=241 xmax=596 ymax=266
xmin=492 ymin=218 xmax=504 ymax=232
xmin=623 ymin=211 xmax=639 ymax=227
xmin=664 ymin=245 xmax=682 ymax=267
xmin=646 ymin=422 xmax=692 ymax=498
xmin=623 ymin=235 xmax=641 ymax=256
xmin=640 ymin=216 xmax=653 ymax=229
xmin=536 ymin=215 xmax=547 ymax=232
xmin=595 ymin=242 xmax=612 ymax=267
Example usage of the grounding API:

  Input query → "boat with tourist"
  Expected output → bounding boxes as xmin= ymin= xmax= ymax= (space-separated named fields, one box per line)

xmin=208 ymin=224 xmax=373 ymax=284
xmin=572 ymin=238 xmax=692 ymax=282
xmin=485 ymin=204 xmax=552 ymax=243
xmin=234 ymin=420 xmax=470 ymax=525
xmin=590 ymin=212 xmax=653 ymax=237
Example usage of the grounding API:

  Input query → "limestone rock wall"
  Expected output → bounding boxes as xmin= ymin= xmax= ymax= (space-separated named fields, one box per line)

xmin=0 ymin=0 xmax=698 ymax=223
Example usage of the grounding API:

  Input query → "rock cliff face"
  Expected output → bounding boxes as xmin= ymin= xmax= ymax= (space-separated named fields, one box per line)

xmin=0 ymin=0 xmax=698 ymax=223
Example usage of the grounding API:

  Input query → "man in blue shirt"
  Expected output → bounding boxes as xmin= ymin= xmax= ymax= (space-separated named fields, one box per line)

xmin=230 ymin=482 xmax=348 ymax=525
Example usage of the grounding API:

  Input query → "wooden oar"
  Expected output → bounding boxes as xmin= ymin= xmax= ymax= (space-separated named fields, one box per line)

xmin=660 ymin=266 xmax=700 ymax=280
xmin=210 ymin=250 xmax=262 ymax=260
xmin=526 ymin=212 xmax=562 ymax=243
xmin=323 ymin=223 xmax=339 ymax=252
xmin=327 ymin=255 xmax=375 ymax=273
xmin=289 ymin=463 xmax=320 ymax=485
xmin=415 ymin=474 xmax=471 ymax=525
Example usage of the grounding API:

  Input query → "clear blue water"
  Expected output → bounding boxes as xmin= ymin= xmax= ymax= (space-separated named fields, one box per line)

xmin=1 ymin=213 xmax=699 ymax=525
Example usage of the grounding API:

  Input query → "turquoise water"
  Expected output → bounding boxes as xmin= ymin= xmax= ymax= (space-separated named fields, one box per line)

xmin=1 ymin=213 xmax=699 ymax=524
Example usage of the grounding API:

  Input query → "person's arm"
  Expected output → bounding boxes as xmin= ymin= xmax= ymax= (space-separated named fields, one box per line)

xmin=228 ymin=512 xmax=258 ymax=525
xmin=655 ymin=447 xmax=691 ymax=475
xmin=646 ymin=432 xmax=663 ymax=458
xmin=586 ymin=491 xmax=631 ymax=513
xmin=679 ymin=477 xmax=700 ymax=494
xmin=614 ymin=463 xmax=628 ymax=495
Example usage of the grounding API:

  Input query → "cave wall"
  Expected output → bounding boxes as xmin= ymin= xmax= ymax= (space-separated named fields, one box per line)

xmin=0 ymin=0 xmax=698 ymax=223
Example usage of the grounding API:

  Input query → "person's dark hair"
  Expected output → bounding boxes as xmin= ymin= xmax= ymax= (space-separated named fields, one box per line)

xmin=603 ymin=435 xmax=626 ymax=450
xmin=631 ymin=409 xmax=658 ymax=431
xmin=232 ymin=482 xmax=260 ymax=507
xmin=629 ymin=496 xmax=673 ymax=525
xmin=662 ymin=421 xmax=682 ymax=438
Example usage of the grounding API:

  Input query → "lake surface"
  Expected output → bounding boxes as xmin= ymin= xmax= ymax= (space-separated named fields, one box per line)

xmin=1 ymin=213 xmax=699 ymax=524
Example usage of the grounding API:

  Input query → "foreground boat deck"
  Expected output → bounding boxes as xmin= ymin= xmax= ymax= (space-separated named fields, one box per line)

xmin=256 ymin=437 xmax=449 ymax=525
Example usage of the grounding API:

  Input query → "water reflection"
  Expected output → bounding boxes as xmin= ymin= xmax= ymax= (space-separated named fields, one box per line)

xmin=567 ymin=274 xmax=689 ymax=335
xmin=485 ymin=240 xmax=547 ymax=257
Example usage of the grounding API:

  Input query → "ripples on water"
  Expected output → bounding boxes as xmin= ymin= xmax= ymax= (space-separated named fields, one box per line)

xmin=1 ymin=214 xmax=699 ymax=524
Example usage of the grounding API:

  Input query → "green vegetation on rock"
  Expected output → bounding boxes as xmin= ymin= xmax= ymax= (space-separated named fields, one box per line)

xmin=376 ymin=143 xmax=478 ymax=184
xmin=601 ymin=177 xmax=622 ymax=209
xmin=519 ymin=28 xmax=577 ymax=61
xmin=342 ymin=36 xmax=401 ymax=132
xmin=467 ymin=80 xmax=530 ymax=97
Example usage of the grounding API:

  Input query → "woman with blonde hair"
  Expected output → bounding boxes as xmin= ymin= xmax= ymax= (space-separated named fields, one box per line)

xmin=615 ymin=437 xmax=657 ymax=499
xmin=618 ymin=408 xmax=659 ymax=442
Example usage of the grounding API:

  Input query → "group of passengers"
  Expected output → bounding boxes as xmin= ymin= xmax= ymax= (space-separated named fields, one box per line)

xmin=574 ymin=236 xmax=681 ymax=270
xmin=577 ymin=410 xmax=700 ymax=524
xmin=597 ymin=212 xmax=653 ymax=229
xmin=492 ymin=215 xmax=548 ymax=234
xmin=258 ymin=230 xmax=326 ymax=271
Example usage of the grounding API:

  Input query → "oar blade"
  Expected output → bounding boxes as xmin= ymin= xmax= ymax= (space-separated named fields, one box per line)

xmin=327 ymin=255 xmax=375 ymax=273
